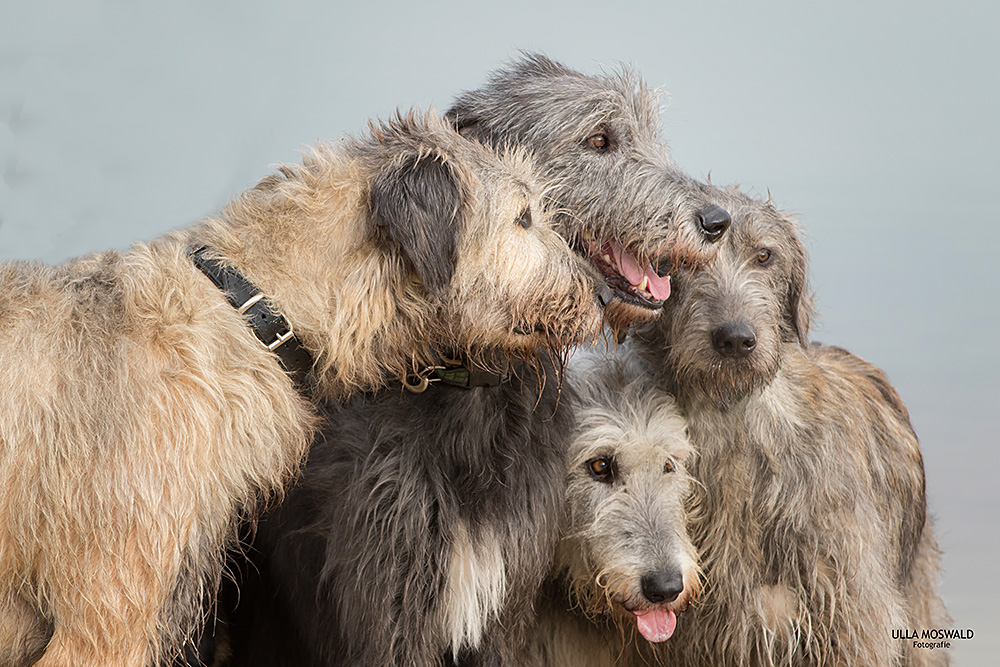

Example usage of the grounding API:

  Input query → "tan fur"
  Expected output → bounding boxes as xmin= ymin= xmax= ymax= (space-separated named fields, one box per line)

xmin=0 ymin=112 xmax=611 ymax=666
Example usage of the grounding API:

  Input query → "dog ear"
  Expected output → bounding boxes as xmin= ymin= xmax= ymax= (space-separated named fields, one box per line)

xmin=445 ymin=104 xmax=488 ymax=142
xmin=785 ymin=233 xmax=814 ymax=347
xmin=369 ymin=154 xmax=463 ymax=299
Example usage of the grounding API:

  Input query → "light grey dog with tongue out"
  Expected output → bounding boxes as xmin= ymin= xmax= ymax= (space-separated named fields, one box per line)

xmin=525 ymin=351 xmax=701 ymax=667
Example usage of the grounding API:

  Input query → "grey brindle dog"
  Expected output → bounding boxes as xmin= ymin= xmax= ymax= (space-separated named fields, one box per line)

xmin=635 ymin=184 xmax=949 ymax=666
xmin=448 ymin=53 xmax=732 ymax=330
xmin=194 ymin=55 xmax=731 ymax=667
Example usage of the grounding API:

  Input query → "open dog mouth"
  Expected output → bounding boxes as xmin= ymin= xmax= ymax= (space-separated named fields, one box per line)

xmin=577 ymin=232 xmax=671 ymax=310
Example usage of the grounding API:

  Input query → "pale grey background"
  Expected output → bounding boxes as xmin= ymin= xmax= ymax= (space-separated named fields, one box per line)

xmin=1 ymin=0 xmax=997 ymax=663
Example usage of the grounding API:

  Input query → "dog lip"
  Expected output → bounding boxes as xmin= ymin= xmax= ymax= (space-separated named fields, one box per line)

xmin=622 ymin=601 xmax=671 ymax=614
xmin=618 ymin=592 xmax=686 ymax=616
xmin=608 ymin=281 xmax=665 ymax=310
xmin=650 ymin=255 xmax=673 ymax=278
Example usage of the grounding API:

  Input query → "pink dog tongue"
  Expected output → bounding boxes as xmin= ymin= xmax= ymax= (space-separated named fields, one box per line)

xmin=633 ymin=608 xmax=677 ymax=642
xmin=608 ymin=241 xmax=672 ymax=301
xmin=609 ymin=241 xmax=644 ymax=285
xmin=643 ymin=267 xmax=671 ymax=300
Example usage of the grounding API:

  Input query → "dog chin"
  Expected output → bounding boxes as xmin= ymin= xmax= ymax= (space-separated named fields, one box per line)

xmin=680 ymin=359 xmax=777 ymax=405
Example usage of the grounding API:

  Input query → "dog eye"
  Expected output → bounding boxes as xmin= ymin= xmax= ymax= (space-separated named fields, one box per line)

xmin=663 ymin=459 xmax=675 ymax=474
xmin=586 ymin=133 xmax=609 ymax=151
xmin=586 ymin=457 xmax=615 ymax=483
xmin=756 ymin=248 xmax=773 ymax=266
xmin=515 ymin=207 xmax=532 ymax=229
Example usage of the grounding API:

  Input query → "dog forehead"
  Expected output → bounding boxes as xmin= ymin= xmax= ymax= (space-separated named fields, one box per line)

xmin=475 ymin=173 xmax=535 ymax=222
xmin=578 ymin=419 xmax=687 ymax=468
xmin=450 ymin=152 xmax=537 ymax=221
xmin=620 ymin=437 xmax=673 ymax=466
xmin=495 ymin=69 xmax=660 ymax=144
xmin=706 ymin=191 xmax=795 ymax=254
xmin=632 ymin=424 xmax=692 ymax=465
xmin=542 ymin=90 xmax=659 ymax=149
xmin=491 ymin=148 xmax=543 ymax=196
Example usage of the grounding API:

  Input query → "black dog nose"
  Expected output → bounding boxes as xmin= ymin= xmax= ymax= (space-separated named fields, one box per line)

xmin=698 ymin=205 xmax=731 ymax=242
xmin=711 ymin=322 xmax=757 ymax=358
xmin=640 ymin=571 xmax=685 ymax=604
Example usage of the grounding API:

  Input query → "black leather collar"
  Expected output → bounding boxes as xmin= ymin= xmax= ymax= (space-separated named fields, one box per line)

xmin=188 ymin=245 xmax=313 ymax=388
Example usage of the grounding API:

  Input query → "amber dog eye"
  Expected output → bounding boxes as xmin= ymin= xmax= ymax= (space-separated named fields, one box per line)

xmin=586 ymin=133 xmax=609 ymax=151
xmin=756 ymin=248 xmax=773 ymax=266
xmin=663 ymin=459 xmax=675 ymax=474
xmin=515 ymin=207 xmax=532 ymax=229
xmin=586 ymin=457 xmax=615 ymax=483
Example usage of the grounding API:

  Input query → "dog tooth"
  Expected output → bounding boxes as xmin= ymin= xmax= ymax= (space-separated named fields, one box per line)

xmin=602 ymin=254 xmax=612 ymax=263
xmin=638 ymin=276 xmax=649 ymax=291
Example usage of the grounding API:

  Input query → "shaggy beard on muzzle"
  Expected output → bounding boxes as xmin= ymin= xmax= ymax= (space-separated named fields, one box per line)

xmin=668 ymin=343 xmax=781 ymax=406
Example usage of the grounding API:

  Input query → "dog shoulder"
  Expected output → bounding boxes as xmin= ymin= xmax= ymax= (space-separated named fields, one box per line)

xmin=809 ymin=343 xmax=914 ymax=429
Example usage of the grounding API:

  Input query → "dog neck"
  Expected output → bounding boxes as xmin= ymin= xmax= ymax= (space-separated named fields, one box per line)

xmin=187 ymin=245 xmax=314 ymax=388
xmin=186 ymin=173 xmax=459 ymax=400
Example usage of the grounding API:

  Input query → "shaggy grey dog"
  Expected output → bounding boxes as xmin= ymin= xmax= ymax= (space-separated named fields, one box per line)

xmin=527 ymin=353 xmax=700 ymax=667
xmin=635 ymin=184 xmax=950 ymax=666
xmin=187 ymin=55 xmax=727 ymax=667
xmin=447 ymin=53 xmax=732 ymax=329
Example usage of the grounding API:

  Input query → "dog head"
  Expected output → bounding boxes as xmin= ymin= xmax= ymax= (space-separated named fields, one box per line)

xmin=447 ymin=53 xmax=731 ymax=332
xmin=558 ymin=358 xmax=700 ymax=644
xmin=641 ymin=184 xmax=814 ymax=404
xmin=364 ymin=111 xmax=608 ymax=360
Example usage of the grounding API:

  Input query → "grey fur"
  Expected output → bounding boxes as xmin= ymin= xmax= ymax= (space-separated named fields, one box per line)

xmin=526 ymin=352 xmax=700 ymax=667
xmin=634 ymin=184 xmax=950 ymax=666
xmin=447 ymin=53 xmax=730 ymax=329
xmin=209 ymin=356 xmax=571 ymax=667
xmin=369 ymin=152 xmax=464 ymax=297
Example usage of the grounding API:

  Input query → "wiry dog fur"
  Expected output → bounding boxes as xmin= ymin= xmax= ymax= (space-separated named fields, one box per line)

xmin=216 ymin=355 xmax=572 ymax=667
xmin=191 ymin=56 xmax=728 ymax=667
xmin=527 ymin=353 xmax=700 ymax=667
xmin=0 ymin=112 xmax=612 ymax=667
xmin=447 ymin=53 xmax=732 ymax=328
xmin=634 ymin=184 xmax=950 ymax=666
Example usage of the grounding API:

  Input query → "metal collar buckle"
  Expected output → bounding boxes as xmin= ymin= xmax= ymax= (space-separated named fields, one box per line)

xmin=402 ymin=365 xmax=445 ymax=394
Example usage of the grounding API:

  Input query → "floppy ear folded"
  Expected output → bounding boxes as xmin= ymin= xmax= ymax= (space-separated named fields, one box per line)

xmin=444 ymin=102 xmax=485 ymax=141
xmin=785 ymin=232 xmax=814 ymax=347
xmin=369 ymin=153 xmax=463 ymax=299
